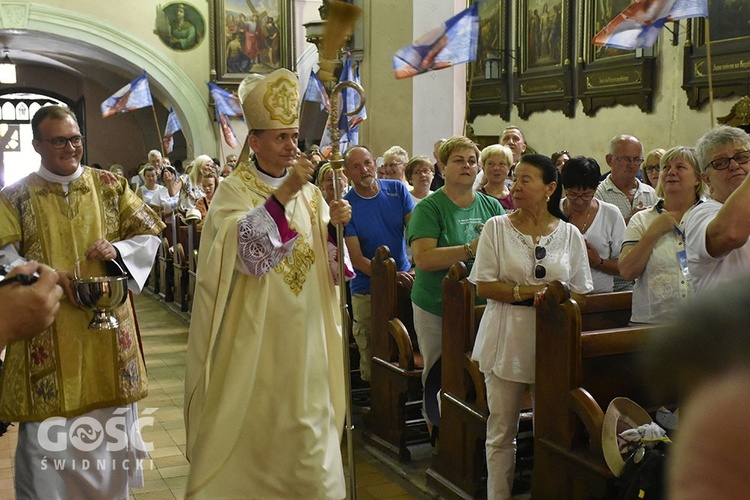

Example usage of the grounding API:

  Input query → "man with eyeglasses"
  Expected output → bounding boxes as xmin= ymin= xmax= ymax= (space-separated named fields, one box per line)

xmin=596 ymin=134 xmax=658 ymax=224
xmin=0 ymin=105 xmax=165 ymax=498
xmin=596 ymin=134 xmax=657 ymax=291
xmin=685 ymin=125 xmax=750 ymax=295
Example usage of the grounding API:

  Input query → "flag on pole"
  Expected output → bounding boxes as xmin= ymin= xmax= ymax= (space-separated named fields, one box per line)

xmin=593 ymin=0 xmax=708 ymax=50
xmin=321 ymin=54 xmax=367 ymax=152
xmin=163 ymin=108 xmax=182 ymax=154
xmin=101 ymin=73 xmax=154 ymax=118
xmin=299 ymin=70 xmax=331 ymax=150
xmin=392 ymin=3 xmax=479 ymax=80
xmin=208 ymin=83 xmax=244 ymax=148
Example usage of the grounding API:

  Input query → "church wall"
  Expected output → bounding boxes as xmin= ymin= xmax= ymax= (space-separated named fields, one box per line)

xmin=470 ymin=30 xmax=736 ymax=171
xmin=12 ymin=1 xmax=745 ymax=171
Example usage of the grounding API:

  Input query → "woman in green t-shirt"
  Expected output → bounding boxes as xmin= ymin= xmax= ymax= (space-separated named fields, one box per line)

xmin=406 ymin=135 xmax=505 ymax=435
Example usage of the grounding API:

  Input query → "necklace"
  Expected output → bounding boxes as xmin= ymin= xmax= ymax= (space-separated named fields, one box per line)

xmin=574 ymin=204 xmax=593 ymax=234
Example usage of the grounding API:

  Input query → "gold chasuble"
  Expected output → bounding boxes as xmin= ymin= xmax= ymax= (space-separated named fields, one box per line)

xmin=0 ymin=167 xmax=164 ymax=421
xmin=185 ymin=163 xmax=346 ymax=499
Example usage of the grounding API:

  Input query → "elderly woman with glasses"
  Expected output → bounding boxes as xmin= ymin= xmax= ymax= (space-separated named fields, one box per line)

xmin=561 ymin=156 xmax=626 ymax=293
xmin=404 ymin=155 xmax=434 ymax=202
xmin=641 ymin=148 xmax=666 ymax=188
xmin=684 ymin=126 xmax=750 ymax=295
xmin=381 ymin=145 xmax=410 ymax=186
xmin=619 ymin=146 xmax=705 ymax=324
xmin=470 ymin=154 xmax=593 ymax=499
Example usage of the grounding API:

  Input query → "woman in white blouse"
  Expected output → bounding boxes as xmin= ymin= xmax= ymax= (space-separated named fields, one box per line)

xmin=150 ymin=166 xmax=182 ymax=223
xmin=561 ymin=156 xmax=626 ymax=293
xmin=470 ymin=154 xmax=593 ymax=499
xmin=618 ymin=146 xmax=705 ymax=324
xmin=137 ymin=166 xmax=167 ymax=206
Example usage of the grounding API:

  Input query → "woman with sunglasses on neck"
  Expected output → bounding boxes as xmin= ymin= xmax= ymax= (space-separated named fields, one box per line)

xmin=618 ymin=146 xmax=705 ymax=325
xmin=561 ymin=157 xmax=626 ymax=293
xmin=470 ymin=154 xmax=593 ymax=499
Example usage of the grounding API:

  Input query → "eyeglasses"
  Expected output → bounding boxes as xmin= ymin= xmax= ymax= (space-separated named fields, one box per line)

xmin=644 ymin=165 xmax=660 ymax=174
xmin=412 ymin=169 xmax=434 ymax=176
xmin=552 ymin=150 xmax=569 ymax=157
xmin=706 ymin=150 xmax=750 ymax=171
xmin=384 ymin=161 xmax=404 ymax=169
xmin=42 ymin=135 xmax=84 ymax=150
xmin=534 ymin=245 xmax=546 ymax=279
xmin=614 ymin=156 xmax=644 ymax=165
xmin=566 ymin=192 xmax=595 ymax=201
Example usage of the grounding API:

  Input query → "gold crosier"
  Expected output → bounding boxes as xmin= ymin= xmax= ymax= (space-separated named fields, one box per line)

xmin=319 ymin=1 xmax=364 ymax=497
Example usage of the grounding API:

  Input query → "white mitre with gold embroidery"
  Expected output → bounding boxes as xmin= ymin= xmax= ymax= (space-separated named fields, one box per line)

xmin=238 ymin=68 xmax=300 ymax=131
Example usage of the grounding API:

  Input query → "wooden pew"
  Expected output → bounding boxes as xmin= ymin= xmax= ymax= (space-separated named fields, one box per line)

xmin=174 ymin=223 xmax=196 ymax=313
xmin=426 ymin=262 xmax=489 ymax=498
xmin=428 ymin=266 xmax=626 ymax=498
xmin=532 ymin=281 xmax=662 ymax=500
xmin=187 ymin=226 xmax=201 ymax=315
xmin=364 ymin=245 xmax=427 ymax=461
xmin=157 ymin=235 xmax=174 ymax=303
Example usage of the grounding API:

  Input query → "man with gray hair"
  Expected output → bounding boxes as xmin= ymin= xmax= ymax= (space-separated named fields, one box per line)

xmin=685 ymin=125 xmax=750 ymax=294
xmin=596 ymin=134 xmax=657 ymax=291
xmin=596 ymin=134 xmax=658 ymax=224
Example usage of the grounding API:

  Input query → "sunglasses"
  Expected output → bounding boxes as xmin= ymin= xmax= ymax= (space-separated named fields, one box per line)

xmin=535 ymin=245 xmax=546 ymax=279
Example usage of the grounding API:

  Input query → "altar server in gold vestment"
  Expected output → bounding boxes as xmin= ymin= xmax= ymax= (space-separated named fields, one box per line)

xmin=0 ymin=105 xmax=165 ymax=499
xmin=185 ymin=68 xmax=353 ymax=498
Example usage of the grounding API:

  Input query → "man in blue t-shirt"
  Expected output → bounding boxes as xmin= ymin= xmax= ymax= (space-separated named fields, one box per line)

xmin=343 ymin=145 xmax=415 ymax=382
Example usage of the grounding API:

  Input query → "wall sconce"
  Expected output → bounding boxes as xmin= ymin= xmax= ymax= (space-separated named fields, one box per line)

xmin=484 ymin=57 xmax=501 ymax=80
xmin=0 ymin=51 xmax=17 ymax=84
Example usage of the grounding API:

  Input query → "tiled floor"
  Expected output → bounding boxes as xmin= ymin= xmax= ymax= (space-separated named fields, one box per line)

xmin=0 ymin=292 xmax=433 ymax=500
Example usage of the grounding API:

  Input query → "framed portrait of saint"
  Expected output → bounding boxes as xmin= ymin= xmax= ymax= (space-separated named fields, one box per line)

xmin=211 ymin=0 xmax=294 ymax=85
xmin=155 ymin=2 xmax=205 ymax=51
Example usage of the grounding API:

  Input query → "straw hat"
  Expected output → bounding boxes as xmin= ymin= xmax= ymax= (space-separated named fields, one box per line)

xmin=601 ymin=397 xmax=652 ymax=477
xmin=180 ymin=208 xmax=202 ymax=224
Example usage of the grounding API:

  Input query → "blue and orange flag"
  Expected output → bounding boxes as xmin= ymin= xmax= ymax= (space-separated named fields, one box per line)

xmin=593 ymin=0 xmax=708 ymax=50
xmin=101 ymin=73 xmax=154 ymax=118
xmin=163 ymin=108 xmax=182 ymax=154
xmin=299 ymin=70 xmax=331 ymax=149
xmin=208 ymin=83 xmax=243 ymax=148
xmin=392 ymin=3 xmax=479 ymax=80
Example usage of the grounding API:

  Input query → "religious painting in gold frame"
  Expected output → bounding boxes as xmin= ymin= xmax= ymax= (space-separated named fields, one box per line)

xmin=210 ymin=0 xmax=294 ymax=86
xmin=515 ymin=0 xmax=574 ymax=118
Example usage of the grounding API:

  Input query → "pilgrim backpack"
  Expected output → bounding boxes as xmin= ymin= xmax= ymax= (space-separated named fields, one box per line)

xmin=614 ymin=441 xmax=670 ymax=500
